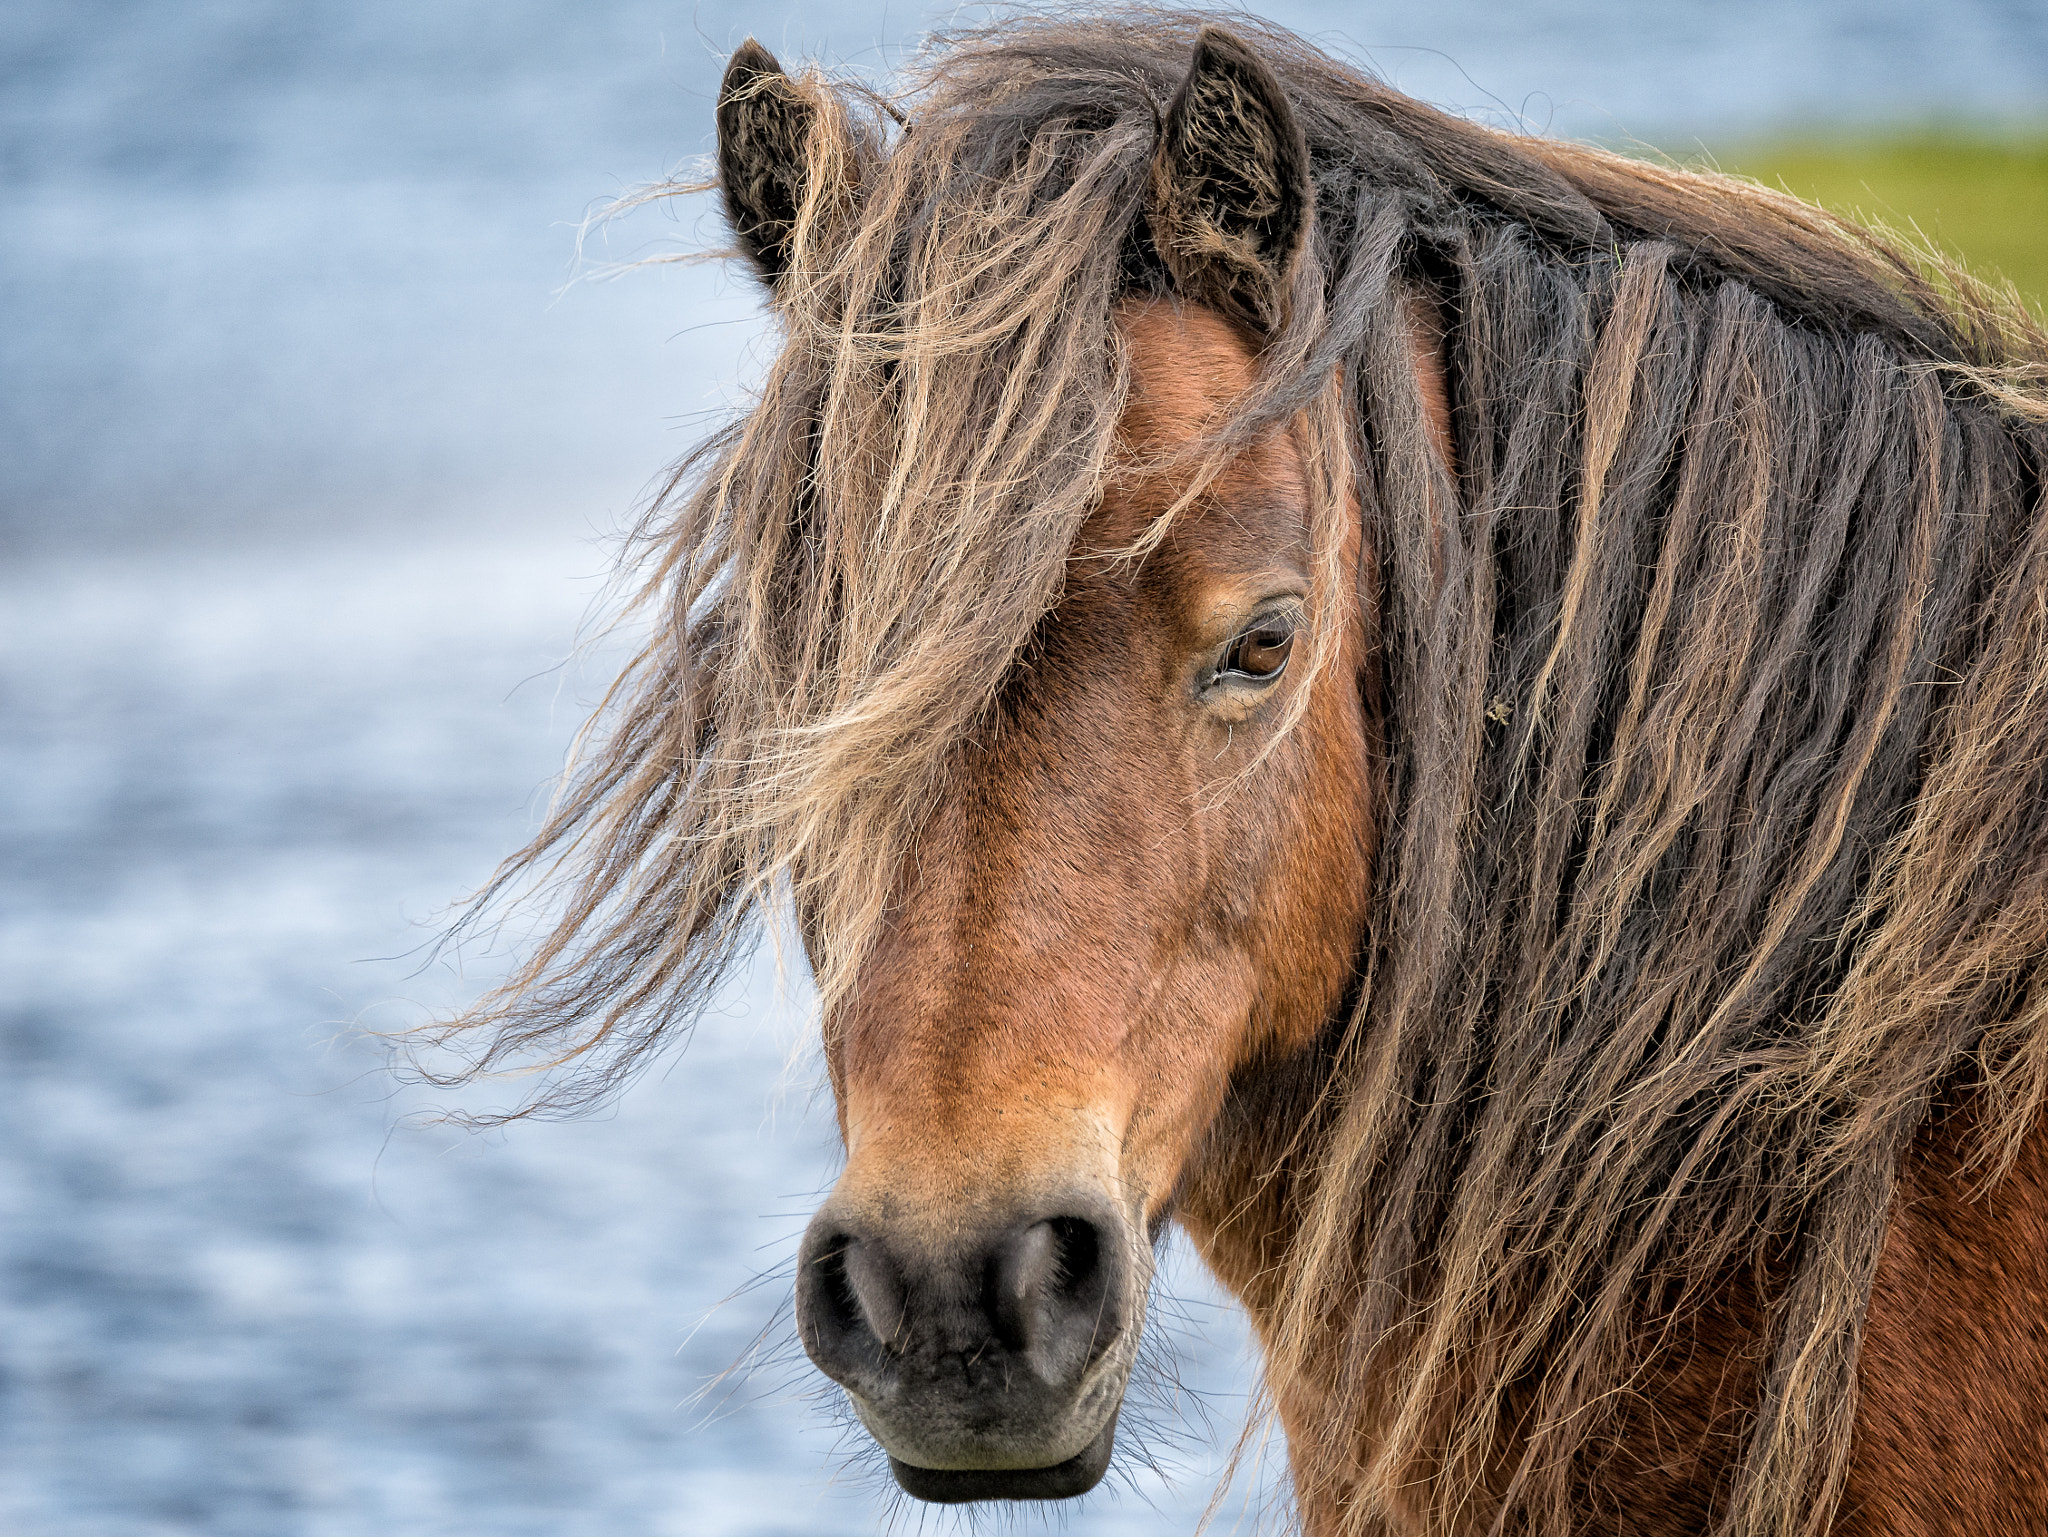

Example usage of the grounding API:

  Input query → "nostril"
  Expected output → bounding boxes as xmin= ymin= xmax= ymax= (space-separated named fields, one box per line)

xmin=811 ymin=1236 xmax=865 ymax=1336
xmin=1046 ymin=1216 xmax=1101 ymax=1307
xmin=993 ymin=1216 xmax=1118 ymax=1382
xmin=796 ymin=1227 xmax=904 ymax=1391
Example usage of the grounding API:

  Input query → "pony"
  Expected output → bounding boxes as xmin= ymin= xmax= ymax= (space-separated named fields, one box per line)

xmin=423 ymin=11 xmax=2048 ymax=1533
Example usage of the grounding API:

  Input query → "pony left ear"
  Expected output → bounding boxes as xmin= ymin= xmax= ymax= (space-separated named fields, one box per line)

xmin=1149 ymin=28 xmax=1313 ymax=331
xmin=717 ymin=39 xmax=815 ymax=291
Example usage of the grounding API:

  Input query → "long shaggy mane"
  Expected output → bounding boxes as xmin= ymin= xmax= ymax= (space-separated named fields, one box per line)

xmin=418 ymin=10 xmax=2048 ymax=1534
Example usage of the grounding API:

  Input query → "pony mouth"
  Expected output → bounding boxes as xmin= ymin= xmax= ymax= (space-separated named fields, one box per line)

xmin=887 ymin=1414 xmax=1118 ymax=1503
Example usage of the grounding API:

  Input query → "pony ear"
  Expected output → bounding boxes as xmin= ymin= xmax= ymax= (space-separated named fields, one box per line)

xmin=1149 ymin=28 xmax=1312 ymax=331
xmin=717 ymin=39 xmax=815 ymax=291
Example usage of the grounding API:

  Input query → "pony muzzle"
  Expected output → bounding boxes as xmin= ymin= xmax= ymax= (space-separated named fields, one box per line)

xmin=794 ymin=1192 xmax=1142 ymax=1501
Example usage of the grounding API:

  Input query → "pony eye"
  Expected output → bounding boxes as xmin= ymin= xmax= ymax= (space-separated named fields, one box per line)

xmin=1221 ymin=618 xmax=1295 ymax=681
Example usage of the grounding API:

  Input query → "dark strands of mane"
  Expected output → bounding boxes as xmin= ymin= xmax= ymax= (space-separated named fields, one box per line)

xmin=417 ymin=10 xmax=2048 ymax=1534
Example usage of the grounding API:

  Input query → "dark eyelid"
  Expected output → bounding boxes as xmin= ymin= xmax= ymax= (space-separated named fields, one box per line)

xmin=1237 ymin=597 xmax=1305 ymax=633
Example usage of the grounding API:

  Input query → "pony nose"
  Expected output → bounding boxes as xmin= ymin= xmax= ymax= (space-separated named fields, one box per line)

xmin=796 ymin=1209 xmax=1122 ymax=1399
xmin=794 ymin=1190 xmax=1138 ymax=1500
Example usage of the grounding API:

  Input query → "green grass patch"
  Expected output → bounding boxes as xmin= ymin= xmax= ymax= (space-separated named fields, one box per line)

xmin=1695 ymin=131 xmax=2048 ymax=320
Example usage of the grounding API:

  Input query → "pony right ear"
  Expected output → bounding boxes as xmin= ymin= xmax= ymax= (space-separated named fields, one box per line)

xmin=717 ymin=40 xmax=815 ymax=290
xmin=1149 ymin=29 xmax=1312 ymax=332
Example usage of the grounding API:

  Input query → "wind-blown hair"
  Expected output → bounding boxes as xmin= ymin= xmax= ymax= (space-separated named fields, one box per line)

xmin=421 ymin=11 xmax=2048 ymax=1534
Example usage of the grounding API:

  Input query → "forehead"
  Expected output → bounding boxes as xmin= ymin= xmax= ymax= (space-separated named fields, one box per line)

xmin=1089 ymin=299 xmax=1312 ymax=588
xmin=1116 ymin=299 xmax=1265 ymax=450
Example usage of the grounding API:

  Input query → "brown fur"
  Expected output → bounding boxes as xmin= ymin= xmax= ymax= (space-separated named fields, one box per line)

xmin=419 ymin=10 xmax=2048 ymax=1533
xmin=826 ymin=300 xmax=1372 ymax=1273
xmin=1843 ymin=1100 xmax=2048 ymax=1534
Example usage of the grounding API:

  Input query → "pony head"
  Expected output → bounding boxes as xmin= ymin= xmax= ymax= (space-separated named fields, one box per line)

xmin=719 ymin=28 xmax=1381 ymax=1497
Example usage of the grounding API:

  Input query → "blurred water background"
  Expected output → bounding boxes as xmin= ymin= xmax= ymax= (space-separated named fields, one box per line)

xmin=3 ymin=3 xmax=2044 ymax=1534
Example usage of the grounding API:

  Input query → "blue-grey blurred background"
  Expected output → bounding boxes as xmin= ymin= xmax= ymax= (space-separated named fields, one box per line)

xmin=3 ymin=3 xmax=2043 ymax=1534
